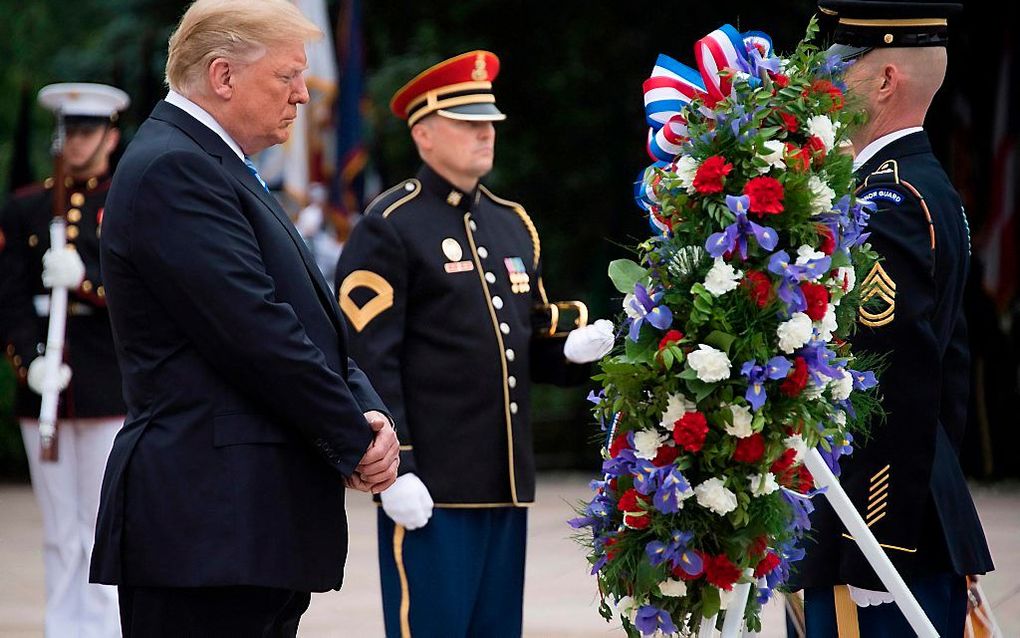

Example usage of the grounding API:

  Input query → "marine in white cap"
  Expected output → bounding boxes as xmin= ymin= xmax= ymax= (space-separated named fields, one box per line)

xmin=0 ymin=82 xmax=129 ymax=637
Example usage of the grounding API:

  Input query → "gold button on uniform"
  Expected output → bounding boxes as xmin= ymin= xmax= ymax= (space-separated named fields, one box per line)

xmin=70 ymin=193 xmax=85 ymax=207
xmin=81 ymin=280 xmax=93 ymax=293
xmin=67 ymin=208 xmax=82 ymax=222
xmin=884 ymin=33 xmax=894 ymax=44
xmin=97 ymin=286 xmax=105 ymax=298
xmin=28 ymin=234 xmax=39 ymax=247
xmin=67 ymin=226 xmax=80 ymax=240
xmin=87 ymin=177 xmax=98 ymax=190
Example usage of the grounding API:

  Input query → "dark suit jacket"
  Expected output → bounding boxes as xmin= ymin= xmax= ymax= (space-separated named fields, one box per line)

xmin=795 ymin=131 xmax=993 ymax=589
xmin=90 ymin=101 xmax=388 ymax=593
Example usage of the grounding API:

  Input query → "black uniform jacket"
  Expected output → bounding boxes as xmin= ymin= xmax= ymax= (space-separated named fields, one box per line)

xmin=89 ymin=100 xmax=388 ymax=593
xmin=336 ymin=165 xmax=586 ymax=507
xmin=795 ymin=131 xmax=994 ymax=589
xmin=0 ymin=174 xmax=125 ymax=418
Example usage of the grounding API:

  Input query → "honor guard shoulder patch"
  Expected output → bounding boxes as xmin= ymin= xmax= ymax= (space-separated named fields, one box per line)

xmin=339 ymin=270 xmax=394 ymax=332
xmin=858 ymin=262 xmax=896 ymax=328
xmin=858 ymin=187 xmax=905 ymax=206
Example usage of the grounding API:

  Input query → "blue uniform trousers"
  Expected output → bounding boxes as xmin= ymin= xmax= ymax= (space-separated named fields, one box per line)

xmin=378 ymin=507 xmax=527 ymax=638
xmin=803 ymin=573 xmax=967 ymax=637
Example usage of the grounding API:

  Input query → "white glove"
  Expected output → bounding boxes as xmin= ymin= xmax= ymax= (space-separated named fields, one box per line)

xmin=27 ymin=357 xmax=72 ymax=396
xmin=849 ymin=586 xmax=894 ymax=607
xmin=563 ymin=319 xmax=615 ymax=364
xmin=380 ymin=473 xmax=434 ymax=530
xmin=41 ymin=247 xmax=86 ymax=289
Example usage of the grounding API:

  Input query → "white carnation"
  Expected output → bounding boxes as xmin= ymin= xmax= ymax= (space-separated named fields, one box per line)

xmin=803 ymin=381 xmax=827 ymax=400
xmin=748 ymin=472 xmax=780 ymax=497
xmin=834 ymin=266 xmax=856 ymax=293
xmin=726 ymin=403 xmax=755 ymax=439
xmin=623 ymin=293 xmax=642 ymax=320
xmin=808 ymin=175 xmax=837 ymax=215
xmin=832 ymin=410 xmax=847 ymax=428
xmin=784 ymin=434 xmax=808 ymax=464
xmin=695 ymin=477 xmax=738 ymax=516
xmin=659 ymin=579 xmax=688 ymax=598
xmin=830 ymin=368 xmax=854 ymax=401
xmin=777 ymin=313 xmax=813 ymax=354
xmin=660 ymin=393 xmax=697 ymax=430
xmin=634 ymin=429 xmax=666 ymax=460
xmin=758 ymin=139 xmax=787 ymax=173
xmin=818 ymin=304 xmax=838 ymax=342
xmin=704 ymin=257 xmax=743 ymax=297
xmin=616 ymin=596 xmax=639 ymax=621
xmin=796 ymin=244 xmax=825 ymax=265
xmin=674 ymin=155 xmax=700 ymax=194
xmin=806 ymin=115 xmax=837 ymax=151
xmin=687 ymin=345 xmax=732 ymax=383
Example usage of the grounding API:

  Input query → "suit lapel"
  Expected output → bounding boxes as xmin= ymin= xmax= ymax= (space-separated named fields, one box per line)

xmin=151 ymin=101 xmax=347 ymax=335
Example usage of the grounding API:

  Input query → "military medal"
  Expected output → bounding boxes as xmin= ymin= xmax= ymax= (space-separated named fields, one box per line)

xmin=504 ymin=257 xmax=530 ymax=294
xmin=442 ymin=237 xmax=474 ymax=273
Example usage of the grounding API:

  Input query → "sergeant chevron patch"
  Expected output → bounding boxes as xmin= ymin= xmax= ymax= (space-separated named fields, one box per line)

xmin=858 ymin=262 xmax=896 ymax=328
xmin=339 ymin=270 xmax=394 ymax=332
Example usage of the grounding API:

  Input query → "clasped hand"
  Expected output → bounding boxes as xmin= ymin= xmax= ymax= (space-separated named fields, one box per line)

xmin=346 ymin=411 xmax=399 ymax=494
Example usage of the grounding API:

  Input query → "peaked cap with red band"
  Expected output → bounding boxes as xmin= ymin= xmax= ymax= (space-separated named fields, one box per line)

xmin=390 ymin=50 xmax=507 ymax=127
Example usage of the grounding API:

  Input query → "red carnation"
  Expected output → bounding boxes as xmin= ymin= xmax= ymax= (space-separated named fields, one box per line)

xmin=771 ymin=73 xmax=790 ymax=88
xmin=785 ymin=465 xmax=814 ymax=493
xmin=652 ymin=443 xmax=681 ymax=467
xmin=693 ymin=155 xmax=733 ymax=194
xmin=811 ymin=79 xmax=845 ymax=112
xmin=705 ymin=554 xmax=742 ymax=591
xmin=780 ymin=357 xmax=809 ymax=397
xmin=605 ymin=535 xmax=622 ymax=561
xmin=673 ymin=411 xmax=709 ymax=453
xmin=744 ymin=176 xmax=785 ymax=216
xmin=817 ymin=225 xmax=836 ymax=255
xmin=778 ymin=111 xmax=799 ymax=133
xmin=770 ymin=448 xmax=798 ymax=476
xmin=732 ymin=433 xmax=766 ymax=464
xmin=801 ymin=282 xmax=830 ymax=322
xmin=784 ymin=143 xmax=810 ymax=172
xmin=609 ymin=433 xmax=630 ymax=458
xmin=748 ymin=535 xmax=769 ymax=560
xmin=804 ymin=135 xmax=828 ymax=166
xmin=617 ymin=488 xmax=651 ymax=529
xmin=658 ymin=329 xmax=684 ymax=350
xmin=754 ymin=552 xmax=782 ymax=578
xmin=742 ymin=271 xmax=773 ymax=308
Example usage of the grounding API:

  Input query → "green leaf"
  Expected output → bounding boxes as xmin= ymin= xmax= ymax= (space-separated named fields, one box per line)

xmin=662 ymin=348 xmax=674 ymax=370
xmin=704 ymin=330 xmax=736 ymax=355
xmin=702 ymin=586 xmax=721 ymax=619
xmin=686 ymin=377 xmax=717 ymax=403
xmin=608 ymin=259 xmax=647 ymax=294
xmin=635 ymin=557 xmax=662 ymax=594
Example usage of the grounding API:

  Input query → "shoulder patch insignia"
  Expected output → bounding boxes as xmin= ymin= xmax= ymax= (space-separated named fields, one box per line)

xmin=339 ymin=270 xmax=394 ymax=332
xmin=858 ymin=262 xmax=896 ymax=328
xmin=858 ymin=187 xmax=905 ymax=206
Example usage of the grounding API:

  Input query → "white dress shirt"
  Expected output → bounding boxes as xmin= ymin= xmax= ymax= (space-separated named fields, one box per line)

xmin=853 ymin=126 xmax=924 ymax=171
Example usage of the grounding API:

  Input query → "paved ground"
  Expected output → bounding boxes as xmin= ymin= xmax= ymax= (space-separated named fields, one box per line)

xmin=1 ymin=474 xmax=1017 ymax=637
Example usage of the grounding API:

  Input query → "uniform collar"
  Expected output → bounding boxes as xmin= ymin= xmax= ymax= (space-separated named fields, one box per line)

xmin=853 ymin=127 xmax=925 ymax=172
xmin=416 ymin=164 xmax=481 ymax=212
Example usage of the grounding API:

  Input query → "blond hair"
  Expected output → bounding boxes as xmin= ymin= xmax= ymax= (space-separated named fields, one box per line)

xmin=166 ymin=0 xmax=321 ymax=95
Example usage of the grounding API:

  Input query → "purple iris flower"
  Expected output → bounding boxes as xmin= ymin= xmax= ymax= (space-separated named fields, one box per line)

xmin=850 ymin=369 xmax=878 ymax=391
xmin=781 ymin=488 xmax=816 ymax=535
xmin=797 ymin=341 xmax=843 ymax=386
xmin=817 ymin=433 xmax=854 ymax=477
xmin=627 ymin=282 xmax=673 ymax=342
xmin=706 ymin=195 xmax=779 ymax=261
xmin=646 ymin=529 xmax=700 ymax=576
xmin=740 ymin=356 xmax=792 ymax=411
xmin=653 ymin=467 xmax=693 ymax=513
xmin=634 ymin=460 xmax=669 ymax=496
xmin=745 ymin=44 xmax=782 ymax=80
xmin=635 ymin=606 xmax=678 ymax=636
xmin=767 ymin=250 xmax=832 ymax=315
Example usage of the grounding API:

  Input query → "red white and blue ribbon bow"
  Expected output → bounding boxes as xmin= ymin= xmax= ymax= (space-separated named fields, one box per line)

xmin=643 ymin=24 xmax=777 ymax=163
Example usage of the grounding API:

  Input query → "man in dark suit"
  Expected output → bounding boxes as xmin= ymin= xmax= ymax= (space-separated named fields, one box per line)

xmin=795 ymin=2 xmax=995 ymax=636
xmin=89 ymin=1 xmax=399 ymax=635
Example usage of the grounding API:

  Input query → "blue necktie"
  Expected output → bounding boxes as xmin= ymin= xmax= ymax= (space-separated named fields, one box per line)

xmin=243 ymin=156 xmax=270 ymax=193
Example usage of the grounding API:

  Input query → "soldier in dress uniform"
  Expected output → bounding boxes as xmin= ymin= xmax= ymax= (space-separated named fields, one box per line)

xmin=794 ymin=3 xmax=995 ymax=636
xmin=335 ymin=51 xmax=614 ymax=637
xmin=0 ymin=83 xmax=128 ymax=637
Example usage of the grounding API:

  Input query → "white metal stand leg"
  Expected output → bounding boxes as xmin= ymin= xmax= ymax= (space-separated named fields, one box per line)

xmin=698 ymin=613 xmax=718 ymax=638
xmin=804 ymin=448 xmax=939 ymax=637
xmin=721 ymin=569 xmax=754 ymax=637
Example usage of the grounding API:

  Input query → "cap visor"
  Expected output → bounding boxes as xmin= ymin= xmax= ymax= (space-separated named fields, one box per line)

xmin=825 ymin=43 xmax=872 ymax=61
xmin=436 ymin=102 xmax=506 ymax=122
